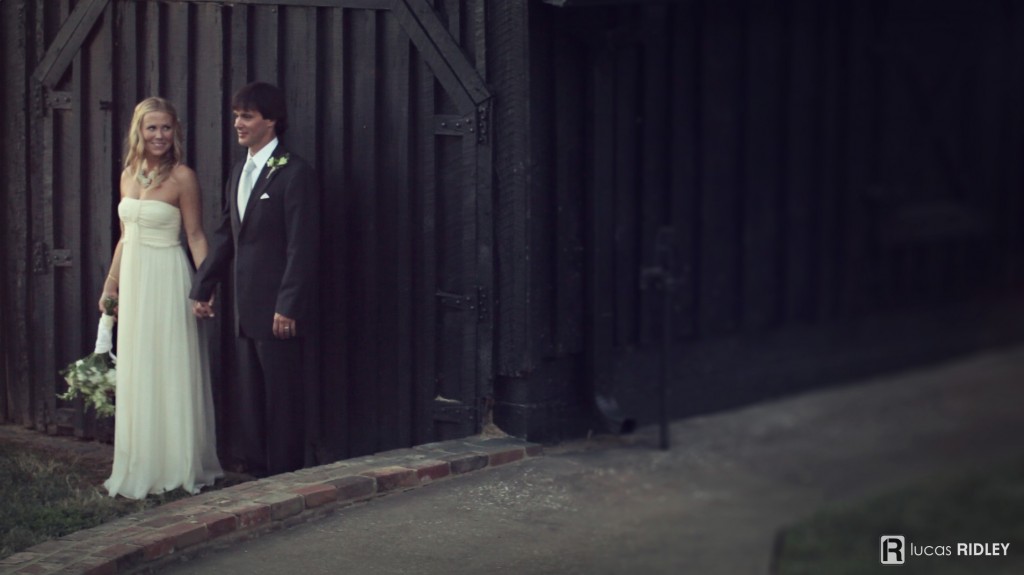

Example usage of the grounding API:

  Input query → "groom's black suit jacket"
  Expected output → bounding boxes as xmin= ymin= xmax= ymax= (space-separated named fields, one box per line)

xmin=190 ymin=146 xmax=320 ymax=339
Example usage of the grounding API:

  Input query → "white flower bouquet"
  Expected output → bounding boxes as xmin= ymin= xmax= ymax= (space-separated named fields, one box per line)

xmin=59 ymin=296 xmax=117 ymax=417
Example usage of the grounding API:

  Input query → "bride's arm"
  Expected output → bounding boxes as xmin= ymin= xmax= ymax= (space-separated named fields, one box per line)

xmin=178 ymin=165 xmax=209 ymax=269
xmin=99 ymin=174 xmax=129 ymax=312
xmin=99 ymin=234 xmax=124 ymax=313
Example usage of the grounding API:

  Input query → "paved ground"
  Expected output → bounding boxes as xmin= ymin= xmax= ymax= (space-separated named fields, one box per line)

xmin=153 ymin=344 xmax=1024 ymax=575
xmin=3 ymin=344 xmax=1023 ymax=574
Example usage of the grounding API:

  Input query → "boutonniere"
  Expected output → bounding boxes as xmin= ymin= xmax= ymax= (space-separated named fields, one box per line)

xmin=266 ymin=154 xmax=290 ymax=180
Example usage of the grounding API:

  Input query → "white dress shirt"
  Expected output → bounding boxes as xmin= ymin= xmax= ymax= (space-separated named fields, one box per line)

xmin=238 ymin=138 xmax=279 ymax=220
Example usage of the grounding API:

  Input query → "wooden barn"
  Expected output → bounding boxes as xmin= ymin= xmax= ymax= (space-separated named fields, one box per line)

xmin=3 ymin=0 xmax=1024 ymax=462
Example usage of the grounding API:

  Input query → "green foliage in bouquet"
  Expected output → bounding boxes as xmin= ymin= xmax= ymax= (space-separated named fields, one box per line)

xmin=58 ymin=296 xmax=117 ymax=418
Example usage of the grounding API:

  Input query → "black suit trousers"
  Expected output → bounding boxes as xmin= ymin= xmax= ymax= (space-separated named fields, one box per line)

xmin=232 ymin=335 xmax=306 ymax=476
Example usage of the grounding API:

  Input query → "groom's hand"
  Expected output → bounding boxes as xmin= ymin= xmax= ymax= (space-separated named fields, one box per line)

xmin=192 ymin=296 xmax=216 ymax=319
xmin=273 ymin=313 xmax=297 ymax=339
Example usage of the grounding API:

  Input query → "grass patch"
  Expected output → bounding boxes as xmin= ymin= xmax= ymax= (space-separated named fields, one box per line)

xmin=773 ymin=457 xmax=1024 ymax=575
xmin=0 ymin=441 xmax=191 ymax=559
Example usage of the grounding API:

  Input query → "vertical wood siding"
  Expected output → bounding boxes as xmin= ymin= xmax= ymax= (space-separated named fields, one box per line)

xmin=530 ymin=0 xmax=1024 ymax=348
xmin=518 ymin=0 xmax=1024 ymax=426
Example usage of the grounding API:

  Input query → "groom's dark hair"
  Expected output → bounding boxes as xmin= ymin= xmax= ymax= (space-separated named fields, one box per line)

xmin=232 ymin=81 xmax=289 ymax=136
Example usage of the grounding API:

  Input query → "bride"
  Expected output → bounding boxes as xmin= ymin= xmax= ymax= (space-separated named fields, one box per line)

xmin=99 ymin=97 xmax=223 ymax=499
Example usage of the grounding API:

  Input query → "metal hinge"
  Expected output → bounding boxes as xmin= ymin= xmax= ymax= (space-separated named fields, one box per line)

xmin=434 ymin=113 xmax=476 ymax=137
xmin=432 ymin=395 xmax=477 ymax=424
xmin=47 ymin=90 xmax=72 ymax=110
xmin=475 ymin=285 xmax=489 ymax=322
xmin=436 ymin=285 xmax=488 ymax=322
xmin=32 ymin=242 xmax=73 ymax=274
xmin=476 ymin=101 xmax=490 ymax=145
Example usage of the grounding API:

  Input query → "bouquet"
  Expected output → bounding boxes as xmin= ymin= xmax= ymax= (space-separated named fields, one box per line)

xmin=59 ymin=296 xmax=117 ymax=417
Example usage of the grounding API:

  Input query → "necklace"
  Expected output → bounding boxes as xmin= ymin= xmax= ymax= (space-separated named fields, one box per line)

xmin=136 ymin=167 xmax=157 ymax=188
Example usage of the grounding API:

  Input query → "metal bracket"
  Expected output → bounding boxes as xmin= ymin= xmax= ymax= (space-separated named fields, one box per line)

xmin=432 ymin=397 xmax=477 ymax=423
xmin=436 ymin=289 xmax=475 ymax=311
xmin=32 ymin=243 xmax=73 ymax=273
xmin=476 ymin=285 xmax=489 ymax=322
xmin=47 ymin=91 xmax=72 ymax=110
xmin=437 ymin=286 xmax=488 ymax=322
xmin=51 ymin=249 xmax=73 ymax=268
xmin=32 ymin=242 xmax=50 ymax=275
xmin=476 ymin=101 xmax=490 ymax=145
xmin=434 ymin=114 xmax=476 ymax=137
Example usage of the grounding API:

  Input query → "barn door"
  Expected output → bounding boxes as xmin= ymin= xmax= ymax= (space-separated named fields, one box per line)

xmin=29 ymin=0 xmax=116 ymax=438
xmin=28 ymin=0 xmax=493 ymax=456
xmin=391 ymin=1 xmax=495 ymax=445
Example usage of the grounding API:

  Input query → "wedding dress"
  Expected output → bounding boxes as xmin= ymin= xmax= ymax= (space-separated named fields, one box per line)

xmin=104 ymin=198 xmax=223 ymax=499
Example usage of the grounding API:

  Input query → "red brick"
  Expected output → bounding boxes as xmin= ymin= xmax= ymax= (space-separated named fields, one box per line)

xmin=293 ymin=484 xmax=338 ymax=508
xmin=139 ymin=514 xmax=185 ymax=529
xmin=327 ymin=475 xmax=376 ymax=502
xmin=157 ymin=521 xmax=209 ymax=550
xmin=158 ymin=497 xmax=202 ymax=511
xmin=24 ymin=540 xmax=67 ymax=554
xmin=412 ymin=460 xmax=451 ymax=482
xmin=134 ymin=532 xmax=175 ymax=561
xmin=0 ymin=553 xmax=41 ymax=566
xmin=442 ymin=453 xmax=488 ymax=474
xmin=360 ymin=466 xmax=419 ymax=492
xmin=525 ymin=444 xmax=544 ymax=457
xmin=222 ymin=502 xmax=272 ymax=529
xmin=71 ymin=557 xmax=116 ymax=575
xmin=46 ymin=550 xmax=87 ymax=565
xmin=193 ymin=511 xmax=238 ymax=538
xmin=288 ymin=471 xmax=335 ymax=485
xmin=92 ymin=543 xmax=138 ymax=558
xmin=14 ymin=563 xmax=59 ymax=574
xmin=488 ymin=448 xmax=525 ymax=466
xmin=255 ymin=492 xmax=305 ymax=521
xmin=107 ymin=526 xmax=146 ymax=539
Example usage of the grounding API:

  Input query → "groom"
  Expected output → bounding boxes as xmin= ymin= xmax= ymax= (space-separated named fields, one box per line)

xmin=191 ymin=81 xmax=320 ymax=476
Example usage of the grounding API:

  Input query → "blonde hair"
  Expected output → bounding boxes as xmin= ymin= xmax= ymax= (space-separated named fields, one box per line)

xmin=123 ymin=97 xmax=184 ymax=187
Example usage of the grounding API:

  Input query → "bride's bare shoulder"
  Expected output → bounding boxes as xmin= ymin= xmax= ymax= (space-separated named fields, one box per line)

xmin=118 ymin=168 xmax=134 ymax=193
xmin=167 ymin=163 xmax=199 ymax=187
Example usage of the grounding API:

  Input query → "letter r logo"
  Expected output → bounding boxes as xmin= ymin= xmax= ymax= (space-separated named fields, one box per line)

xmin=881 ymin=535 xmax=905 ymax=565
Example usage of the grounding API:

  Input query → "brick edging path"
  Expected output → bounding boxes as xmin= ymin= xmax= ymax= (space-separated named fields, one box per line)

xmin=1 ymin=436 xmax=542 ymax=575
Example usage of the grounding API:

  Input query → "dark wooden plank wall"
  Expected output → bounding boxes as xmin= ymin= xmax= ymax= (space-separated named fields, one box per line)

xmin=5 ymin=0 xmax=488 ymax=458
xmin=524 ymin=0 xmax=1024 ymax=426
xmin=551 ymin=0 xmax=1024 ymax=343
xmin=0 ymin=0 xmax=32 ymax=425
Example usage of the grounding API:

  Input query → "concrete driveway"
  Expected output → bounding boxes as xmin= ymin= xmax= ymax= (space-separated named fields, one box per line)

xmin=157 ymin=345 xmax=1024 ymax=575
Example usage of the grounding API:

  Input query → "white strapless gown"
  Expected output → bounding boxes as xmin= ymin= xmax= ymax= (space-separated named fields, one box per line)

xmin=104 ymin=198 xmax=223 ymax=499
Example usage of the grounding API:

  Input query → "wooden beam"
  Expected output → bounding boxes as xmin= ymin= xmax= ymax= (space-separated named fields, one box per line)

xmin=395 ymin=0 xmax=490 ymax=112
xmin=31 ymin=0 xmax=110 ymax=88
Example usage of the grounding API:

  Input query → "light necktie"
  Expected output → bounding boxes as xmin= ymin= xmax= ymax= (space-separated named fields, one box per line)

xmin=238 ymin=157 xmax=257 ymax=221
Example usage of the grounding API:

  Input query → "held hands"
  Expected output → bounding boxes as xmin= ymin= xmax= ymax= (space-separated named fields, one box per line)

xmin=190 ymin=297 xmax=295 ymax=339
xmin=192 ymin=295 xmax=215 ymax=319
